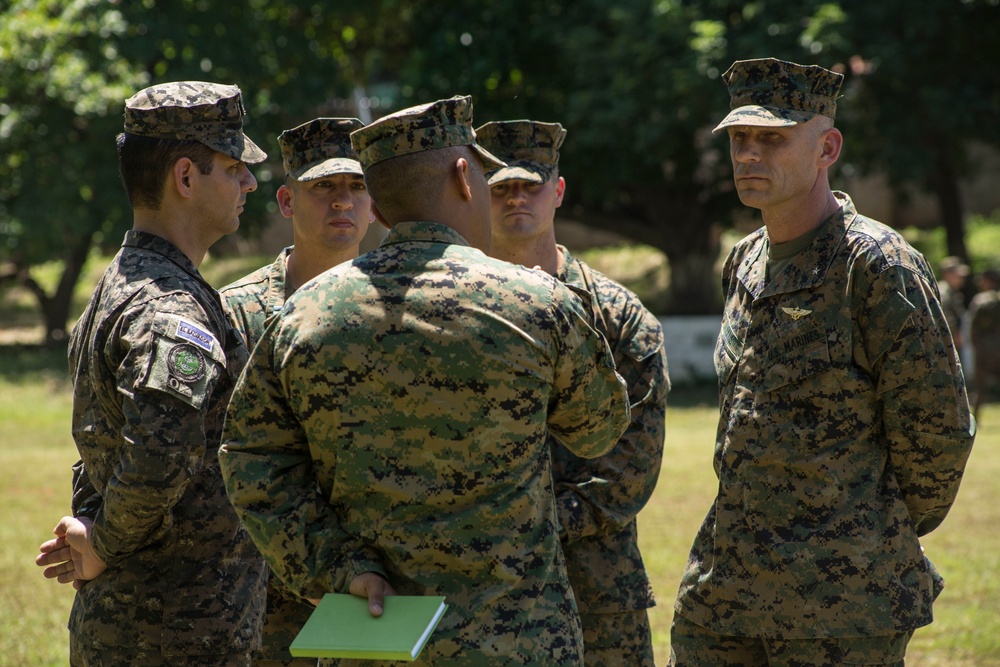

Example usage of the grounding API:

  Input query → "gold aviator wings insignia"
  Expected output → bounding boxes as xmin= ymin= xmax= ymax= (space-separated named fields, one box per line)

xmin=781 ymin=306 xmax=812 ymax=321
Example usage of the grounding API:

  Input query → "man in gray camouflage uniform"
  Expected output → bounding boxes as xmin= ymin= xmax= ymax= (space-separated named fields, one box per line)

xmin=220 ymin=117 xmax=372 ymax=667
xmin=968 ymin=267 xmax=1000 ymax=421
xmin=476 ymin=119 xmax=669 ymax=667
xmin=218 ymin=95 xmax=631 ymax=666
xmin=35 ymin=81 xmax=268 ymax=666
xmin=670 ymin=58 xmax=976 ymax=666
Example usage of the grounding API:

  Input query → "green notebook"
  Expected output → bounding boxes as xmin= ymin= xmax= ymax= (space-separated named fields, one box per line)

xmin=289 ymin=593 xmax=448 ymax=661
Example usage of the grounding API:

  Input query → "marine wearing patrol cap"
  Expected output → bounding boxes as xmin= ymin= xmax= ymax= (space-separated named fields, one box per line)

xmin=124 ymin=80 xmax=266 ymax=163
xmin=475 ymin=120 xmax=566 ymax=186
xmin=349 ymin=95 xmax=505 ymax=172
xmin=279 ymin=117 xmax=364 ymax=181
xmin=713 ymin=58 xmax=844 ymax=133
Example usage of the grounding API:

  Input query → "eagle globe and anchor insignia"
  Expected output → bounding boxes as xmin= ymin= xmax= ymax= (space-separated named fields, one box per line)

xmin=167 ymin=343 xmax=207 ymax=385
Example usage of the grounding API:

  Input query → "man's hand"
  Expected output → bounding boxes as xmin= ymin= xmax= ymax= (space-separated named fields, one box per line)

xmin=36 ymin=516 xmax=108 ymax=590
xmin=349 ymin=571 xmax=398 ymax=617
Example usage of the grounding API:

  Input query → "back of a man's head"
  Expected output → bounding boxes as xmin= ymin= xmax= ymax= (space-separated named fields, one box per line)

xmin=350 ymin=95 xmax=503 ymax=227
xmin=364 ymin=145 xmax=472 ymax=225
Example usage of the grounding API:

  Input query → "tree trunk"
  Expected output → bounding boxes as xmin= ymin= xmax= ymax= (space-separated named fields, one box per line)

xmin=929 ymin=135 xmax=969 ymax=261
xmin=20 ymin=232 xmax=94 ymax=347
xmin=661 ymin=250 xmax=721 ymax=315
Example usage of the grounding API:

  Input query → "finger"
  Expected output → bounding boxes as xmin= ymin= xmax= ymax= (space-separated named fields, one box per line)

xmin=38 ymin=536 xmax=68 ymax=555
xmin=51 ymin=516 xmax=77 ymax=537
xmin=368 ymin=584 xmax=385 ymax=617
xmin=56 ymin=569 xmax=79 ymax=584
xmin=36 ymin=545 xmax=72 ymax=567
xmin=42 ymin=560 xmax=75 ymax=580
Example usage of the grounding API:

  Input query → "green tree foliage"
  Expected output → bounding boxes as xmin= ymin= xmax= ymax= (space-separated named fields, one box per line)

xmin=0 ymin=0 xmax=397 ymax=343
xmin=0 ymin=1 xmax=146 ymax=343
xmin=816 ymin=0 xmax=1000 ymax=260
xmin=2 ymin=0 xmax=999 ymax=340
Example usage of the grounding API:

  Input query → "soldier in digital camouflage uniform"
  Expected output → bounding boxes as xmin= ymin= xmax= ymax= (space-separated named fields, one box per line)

xmin=35 ymin=81 xmax=268 ymax=667
xmin=475 ymin=119 xmax=669 ymax=667
xmin=220 ymin=117 xmax=373 ymax=667
xmin=937 ymin=256 xmax=970 ymax=352
xmin=968 ymin=267 xmax=1000 ymax=421
xmin=669 ymin=59 xmax=976 ymax=667
xmin=218 ymin=95 xmax=631 ymax=666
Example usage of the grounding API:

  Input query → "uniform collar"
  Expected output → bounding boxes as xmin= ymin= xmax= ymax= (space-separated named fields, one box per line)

xmin=379 ymin=221 xmax=472 ymax=249
xmin=737 ymin=192 xmax=858 ymax=298
xmin=123 ymin=230 xmax=203 ymax=281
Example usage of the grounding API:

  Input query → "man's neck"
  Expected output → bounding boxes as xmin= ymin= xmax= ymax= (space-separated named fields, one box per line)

xmin=132 ymin=209 xmax=211 ymax=268
xmin=490 ymin=231 xmax=561 ymax=276
xmin=762 ymin=189 xmax=841 ymax=244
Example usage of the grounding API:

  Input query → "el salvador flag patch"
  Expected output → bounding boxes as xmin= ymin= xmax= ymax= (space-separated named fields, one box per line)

xmin=175 ymin=318 xmax=216 ymax=353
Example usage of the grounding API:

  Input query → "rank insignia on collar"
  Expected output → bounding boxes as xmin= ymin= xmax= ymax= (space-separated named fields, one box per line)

xmin=781 ymin=306 xmax=812 ymax=321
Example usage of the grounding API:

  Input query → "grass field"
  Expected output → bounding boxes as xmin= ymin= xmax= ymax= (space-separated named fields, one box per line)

xmin=2 ymin=229 xmax=999 ymax=665
xmin=0 ymin=345 xmax=997 ymax=666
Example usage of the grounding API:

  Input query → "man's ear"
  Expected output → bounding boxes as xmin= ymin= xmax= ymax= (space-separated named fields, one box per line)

xmin=172 ymin=158 xmax=196 ymax=199
xmin=371 ymin=200 xmax=391 ymax=230
xmin=453 ymin=157 xmax=474 ymax=201
xmin=554 ymin=176 xmax=566 ymax=208
xmin=276 ymin=183 xmax=295 ymax=219
xmin=818 ymin=127 xmax=843 ymax=168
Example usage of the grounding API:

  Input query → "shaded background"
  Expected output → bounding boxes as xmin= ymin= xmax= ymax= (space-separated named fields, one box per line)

xmin=2 ymin=0 xmax=999 ymax=344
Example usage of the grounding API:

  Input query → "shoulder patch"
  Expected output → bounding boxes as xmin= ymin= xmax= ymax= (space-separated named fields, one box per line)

xmin=175 ymin=318 xmax=217 ymax=352
xmin=167 ymin=343 xmax=206 ymax=383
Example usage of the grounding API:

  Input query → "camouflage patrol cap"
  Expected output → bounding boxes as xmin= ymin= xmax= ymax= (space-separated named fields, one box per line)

xmin=713 ymin=58 xmax=844 ymax=133
xmin=350 ymin=95 xmax=505 ymax=172
xmin=474 ymin=120 xmax=566 ymax=186
xmin=279 ymin=117 xmax=365 ymax=181
xmin=124 ymin=81 xmax=266 ymax=163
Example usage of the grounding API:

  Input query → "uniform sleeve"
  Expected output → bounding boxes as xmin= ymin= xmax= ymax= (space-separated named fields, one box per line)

xmin=555 ymin=300 xmax=668 ymax=544
xmin=218 ymin=320 xmax=384 ymax=600
xmin=862 ymin=262 xmax=976 ymax=537
xmin=545 ymin=284 xmax=631 ymax=460
xmin=71 ymin=459 xmax=102 ymax=519
xmin=88 ymin=298 xmax=228 ymax=565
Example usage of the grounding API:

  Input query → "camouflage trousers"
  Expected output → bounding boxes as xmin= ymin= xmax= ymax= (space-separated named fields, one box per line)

xmin=580 ymin=608 xmax=655 ymax=667
xmin=668 ymin=613 xmax=911 ymax=667
xmin=70 ymin=633 xmax=252 ymax=667
xmin=254 ymin=578 xmax=319 ymax=667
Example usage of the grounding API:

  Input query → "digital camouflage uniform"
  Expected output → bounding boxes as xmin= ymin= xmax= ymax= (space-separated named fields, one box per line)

xmin=554 ymin=248 xmax=668 ymax=667
xmin=937 ymin=257 xmax=970 ymax=350
xmin=222 ymin=248 xmax=314 ymax=667
xmin=674 ymin=193 xmax=975 ymax=638
xmin=475 ymin=119 xmax=669 ymax=667
xmin=69 ymin=232 xmax=265 ymax=662
xmin=968 ymin=277 xmax=1000 ymax=419
xmin=66 ymin=81 xmax=267 ymax=666
xmin=673 ymin=59 xmax=976 ymax=666
xmin=219 ymin=96 xmax=631 ymax=667
xmin=221 ymin=117 xmax=366 ymax=667
xmin=223 ymin=248 xmax=292 ymax=349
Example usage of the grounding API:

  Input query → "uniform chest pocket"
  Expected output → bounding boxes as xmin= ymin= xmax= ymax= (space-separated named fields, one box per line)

xmin=758 ymin=324 xmax=833 ymax=393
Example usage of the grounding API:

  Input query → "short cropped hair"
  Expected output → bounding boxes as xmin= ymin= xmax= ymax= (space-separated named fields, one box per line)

xmin=363 ymin=145 xmax=472 ymax=224
xmin=116 ymin=133 xmax=217 ymax=210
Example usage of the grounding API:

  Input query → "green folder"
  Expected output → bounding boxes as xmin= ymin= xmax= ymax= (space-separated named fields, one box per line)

xmin=289 ymin=593 xmax=448 ymax=661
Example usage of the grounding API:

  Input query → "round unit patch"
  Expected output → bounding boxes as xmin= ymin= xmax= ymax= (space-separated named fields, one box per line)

xmin=167 ymin=344 xmax=206 ymax=383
